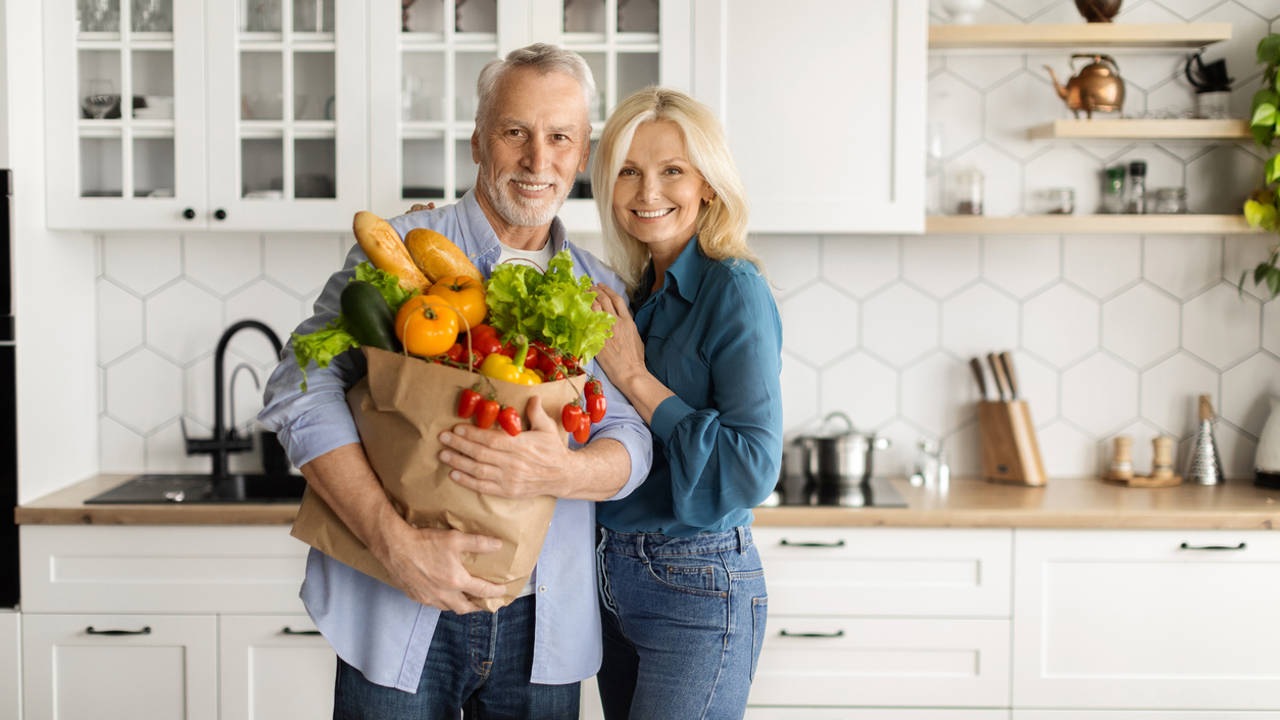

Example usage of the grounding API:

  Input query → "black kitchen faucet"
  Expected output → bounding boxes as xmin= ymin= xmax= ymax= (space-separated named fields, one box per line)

xmin=182 ymin=319 xmax=284 ymax=479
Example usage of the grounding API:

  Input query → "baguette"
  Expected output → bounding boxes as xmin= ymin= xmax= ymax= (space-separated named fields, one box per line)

xmin=352 ymin=211 xmax=430 ymax=292
xmin=405 ymin=228 xmax=484 ymax=284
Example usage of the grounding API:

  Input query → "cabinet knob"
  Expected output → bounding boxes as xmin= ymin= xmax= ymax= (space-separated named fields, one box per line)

xmin=182 ymin=208 xmax=196 ymax=220
xmin=213 ymin=208 xmax=227 ymax=221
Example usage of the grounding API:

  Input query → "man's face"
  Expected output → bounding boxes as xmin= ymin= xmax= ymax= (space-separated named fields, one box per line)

xmin=473 ymin=67 xmax=591 ymax=228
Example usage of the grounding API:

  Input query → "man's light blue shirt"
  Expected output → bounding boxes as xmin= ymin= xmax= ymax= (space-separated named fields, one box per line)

xmin=259 ymin=190 xmax=653 ymax=693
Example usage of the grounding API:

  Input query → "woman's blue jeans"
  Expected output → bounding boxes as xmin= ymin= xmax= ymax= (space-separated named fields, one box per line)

xmin=595 ymin=526 xmax=768 ymax=720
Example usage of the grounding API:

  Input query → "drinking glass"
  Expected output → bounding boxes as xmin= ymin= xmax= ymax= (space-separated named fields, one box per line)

xmin=82 ymin=79 xmax=117 ymax=119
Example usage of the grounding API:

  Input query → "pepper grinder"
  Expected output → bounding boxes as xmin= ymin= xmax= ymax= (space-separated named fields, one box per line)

xmin=1151 ymin=435 xmax=1176 ymax=481
xmin=1109 ymin=435 xmax=1134 ymax=481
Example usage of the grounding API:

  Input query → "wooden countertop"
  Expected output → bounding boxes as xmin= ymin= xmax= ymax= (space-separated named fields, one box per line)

xmin=15 ymin=474 xmax=1280 ymax=529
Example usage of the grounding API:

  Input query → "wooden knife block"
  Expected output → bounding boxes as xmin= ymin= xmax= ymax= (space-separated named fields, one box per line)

xmin=978 ymin=400 xmax=1047 ymax=487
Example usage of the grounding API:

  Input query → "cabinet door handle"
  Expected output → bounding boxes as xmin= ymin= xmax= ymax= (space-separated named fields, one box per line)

xmin=85 ymin=625 xmax=152 ymax=636
xmin=778 ymin=538 xmax=845 ymax=548
xmin=280 ymin=626 xmax=321 ymax=636
xmin=182 ymin=207 xmax=196 ymax=220
xmin=213 ymin=208 xmax=227 ymax=220
xmin=779 ymin=629 xmax=845 ymax=639
xmin=1179 ymin=541 xmax=1247 ymax=551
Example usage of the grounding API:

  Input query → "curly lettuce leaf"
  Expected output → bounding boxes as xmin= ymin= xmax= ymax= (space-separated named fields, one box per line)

xmin=485 ymin=251 xmax=615 ymax=363
xmin=291 ymin=261 xmax=415 ymax=390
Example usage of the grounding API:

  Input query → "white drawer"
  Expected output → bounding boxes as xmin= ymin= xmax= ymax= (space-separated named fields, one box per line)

xmin=20 ymin=526 xmax=309 ymax=614
xmin=749 ymin=710 xmax=1008 ymax=719
xmin=753 ymin=527 xmax=1011 ymax=617
xmin=748 ymin=617 xmax=1010 ymax=708
xmin=1013 ymin=529 xmax=1280 ymax=710
xmin=1015 ymin=713 xmax=1280 ymax=719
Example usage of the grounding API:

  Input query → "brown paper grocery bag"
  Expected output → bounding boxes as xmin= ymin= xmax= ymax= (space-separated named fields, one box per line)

xmin=291 ymin=346 xmax=588 ymax=611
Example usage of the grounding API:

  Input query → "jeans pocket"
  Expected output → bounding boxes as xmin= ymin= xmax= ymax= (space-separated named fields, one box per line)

xmin=750 ymin=595 xmax=768 ymax=682
xmin=642 ymin=555 xmax=726 ymax=598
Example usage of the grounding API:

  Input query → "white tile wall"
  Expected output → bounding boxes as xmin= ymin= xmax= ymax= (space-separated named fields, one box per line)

xmin=95 ymin=0 xmax=1280 ymax=481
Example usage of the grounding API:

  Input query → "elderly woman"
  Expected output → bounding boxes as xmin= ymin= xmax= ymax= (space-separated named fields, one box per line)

xmin=589 ymin=87 xmax=783 ymax=719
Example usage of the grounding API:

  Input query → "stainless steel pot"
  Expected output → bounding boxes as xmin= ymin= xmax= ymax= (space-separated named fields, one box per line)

xmin=796 ymin=412 xmax=891 ymax=505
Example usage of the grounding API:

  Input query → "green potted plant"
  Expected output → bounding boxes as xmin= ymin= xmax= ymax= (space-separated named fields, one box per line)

xmin=1241 ymin=34 xmax=1280 ymax=299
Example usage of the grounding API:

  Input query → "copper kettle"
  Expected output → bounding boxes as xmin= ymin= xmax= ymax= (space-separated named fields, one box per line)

xmin=1044 ymin=54 xmax=1125 ymax=119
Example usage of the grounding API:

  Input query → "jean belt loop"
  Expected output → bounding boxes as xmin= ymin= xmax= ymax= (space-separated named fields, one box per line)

xmin=634 ymin=531 xmax=648 ymax=561
xmin=736 ymin=525 xmax=747 ymax=554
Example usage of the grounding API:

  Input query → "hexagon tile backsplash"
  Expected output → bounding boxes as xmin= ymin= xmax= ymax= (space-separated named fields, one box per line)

xmin=95 ymin=0 xmax=1280 ymax=481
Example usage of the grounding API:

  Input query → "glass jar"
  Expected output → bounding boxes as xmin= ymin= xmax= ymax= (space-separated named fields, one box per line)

xmin=1152 ymin=187 xmax=1188 ymax=214
xmin=1035 ymin=187 xmax=1074 ymax=214
xmin=950 ymin=167 xmax=984 ymax=215
xmin=1100 ymin=165 xmax=1126 ymax=214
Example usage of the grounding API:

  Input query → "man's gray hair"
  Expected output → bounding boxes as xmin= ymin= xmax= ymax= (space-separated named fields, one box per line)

xmin=474 ymin=43 xmax=596 ymax=131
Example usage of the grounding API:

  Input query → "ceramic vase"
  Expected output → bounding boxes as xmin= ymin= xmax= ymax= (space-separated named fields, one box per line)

xmin=1075 ymin=0 xmax=1121 ymax=22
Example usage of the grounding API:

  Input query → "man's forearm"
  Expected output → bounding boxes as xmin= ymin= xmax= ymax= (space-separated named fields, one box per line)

xmin=561 ymin=437 xmax=631 ymax=501
xmin=299 ymin=443 xmax=406 ymax=559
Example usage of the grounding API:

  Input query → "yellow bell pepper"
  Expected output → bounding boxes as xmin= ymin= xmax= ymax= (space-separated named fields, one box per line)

xmin=480 ymin=353 xmax=542 ymax=385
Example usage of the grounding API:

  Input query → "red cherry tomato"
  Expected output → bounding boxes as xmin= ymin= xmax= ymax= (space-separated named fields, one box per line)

xmin=498 ymin=406 xmax=522 ymax=436
xmin=586 ymin=393 xmax=607 ymax=424
xmin=446 ymin=343 xmax=465 ymax=363
xmin=474 ymin=399 xmax=500 ymax=429
xmin=585 ymin=379 xmax=603 ymax=397
xmin=572 ymin=418 xmax=590 ymax=444
xmin=457 ymin=388 xmax=482 ymax=419
xmin=561 ymin=404 xmax=584 ymax=433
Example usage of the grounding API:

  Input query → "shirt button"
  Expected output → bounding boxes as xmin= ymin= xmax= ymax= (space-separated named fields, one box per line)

xmin=538 ymin=585 xmax=548 ymax=593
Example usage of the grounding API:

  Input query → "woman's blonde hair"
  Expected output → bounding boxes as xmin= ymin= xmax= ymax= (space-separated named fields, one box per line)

xmin=592 ymin=87 xmax=757 ymax=292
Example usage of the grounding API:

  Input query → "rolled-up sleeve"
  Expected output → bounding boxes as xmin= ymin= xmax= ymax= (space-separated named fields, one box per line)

xmin=648 ymin=273 xmax=783 ymax=528
xmin=259 ymin=244 xmax=370 ymax=468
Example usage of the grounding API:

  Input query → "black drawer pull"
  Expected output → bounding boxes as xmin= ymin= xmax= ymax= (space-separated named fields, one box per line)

xmin=779 ymin=629 xmax=845 ymax=639
xmin=86 ymin=626 xmax=151 ymax=636
xmin=280 ymin=626 xmax=321 ymax=636
xmin=1179 ymin=542 xmax=1247 ymax=551
xmin=779 ymin=538 xmax=846 ymax=548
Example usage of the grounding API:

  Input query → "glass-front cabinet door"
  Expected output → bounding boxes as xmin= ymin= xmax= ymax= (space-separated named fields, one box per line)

xmin=44 ymin=0 xmax=207 ymax=230
xmin=369 ymin=0 xmax=692 ymax=231
xmin=206 ymin=0 xmax=368 ymax=230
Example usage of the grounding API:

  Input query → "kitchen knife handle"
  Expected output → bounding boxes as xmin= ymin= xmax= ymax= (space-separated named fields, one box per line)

xmin=779 ymin=629 xmax=845 ymax=639
xmin=998 ymin=351 xmax=1019 ymax=400
xmin=968 ymin=357 xmax=989 ymax=400
xmin=987 ymin=352 xmax=1011 ymax=401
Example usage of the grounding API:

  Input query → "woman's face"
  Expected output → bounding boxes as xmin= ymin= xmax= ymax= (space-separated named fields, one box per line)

xmin=612 ymin=120 xmax=714 ymax=253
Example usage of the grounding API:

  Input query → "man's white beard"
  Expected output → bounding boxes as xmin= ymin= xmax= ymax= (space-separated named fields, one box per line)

xmin=480 ymin=165 xmax=571 ymax=227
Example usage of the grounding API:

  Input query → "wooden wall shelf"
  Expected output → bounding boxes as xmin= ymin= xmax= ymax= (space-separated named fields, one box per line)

xmin=927 ymin=214 xmax=1258 ymax=235
xmin=1027 ymin=118 xmax=1250 ymax=140
xmin=928 ymin=22 xmax=1232 ymax=50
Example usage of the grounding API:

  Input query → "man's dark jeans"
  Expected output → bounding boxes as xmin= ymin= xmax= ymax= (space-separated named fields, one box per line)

xmin=333 ymin=595 xmax=580 ymax=719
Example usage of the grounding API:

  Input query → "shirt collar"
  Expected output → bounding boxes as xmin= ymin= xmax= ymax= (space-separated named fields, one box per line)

xmin=459 ymin=188 xmax=568 ymax=264
xmin=660 ymin=236 xmax=706 ymax=304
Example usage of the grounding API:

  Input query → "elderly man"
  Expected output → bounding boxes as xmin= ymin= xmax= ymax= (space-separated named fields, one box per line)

xmin=259 ymin=44 xmax=652 ymax=719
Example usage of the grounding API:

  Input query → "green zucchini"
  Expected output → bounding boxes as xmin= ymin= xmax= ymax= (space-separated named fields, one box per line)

xmin=341 ymin=280 xmax=399 ymax=352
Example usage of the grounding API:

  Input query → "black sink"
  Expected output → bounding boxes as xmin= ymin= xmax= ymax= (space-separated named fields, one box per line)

xmin=84 ymin=473 xmax=306 ymax=504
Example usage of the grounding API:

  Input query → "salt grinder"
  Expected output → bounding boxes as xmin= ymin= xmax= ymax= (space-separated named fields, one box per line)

xmin=1109 ymin=436 xmax=1134 ymax=481
xmin=1151 ymin=436 xmax=1176 ymax=481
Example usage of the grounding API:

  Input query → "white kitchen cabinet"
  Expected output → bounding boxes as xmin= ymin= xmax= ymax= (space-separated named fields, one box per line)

xmin=22 ymin=613 xmax=217 ymax=720
xmin=1 ymin=610 xmax=20 ymax=720
xmin=749 ymin=711 xmax=1008 ymax=719
xmin=747 ymin=527 xmax=1012 ymax=711
xmin=1012 ymin=529 xmax=1280 ymax=711
xmin=1015 ymin=713 xmax=1280 ymax=719
xmin=44 ymin=0 xmax=368 ymax=231
xmin=20 ymin=525 xmax=320 ymax=720
xmin=368 ymin=0 xmax=695 ymax=232
xmin=700 ymin=0 xmax=926 ymax=234
xmin=219 ymin=615 xmax=335 ymax=720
